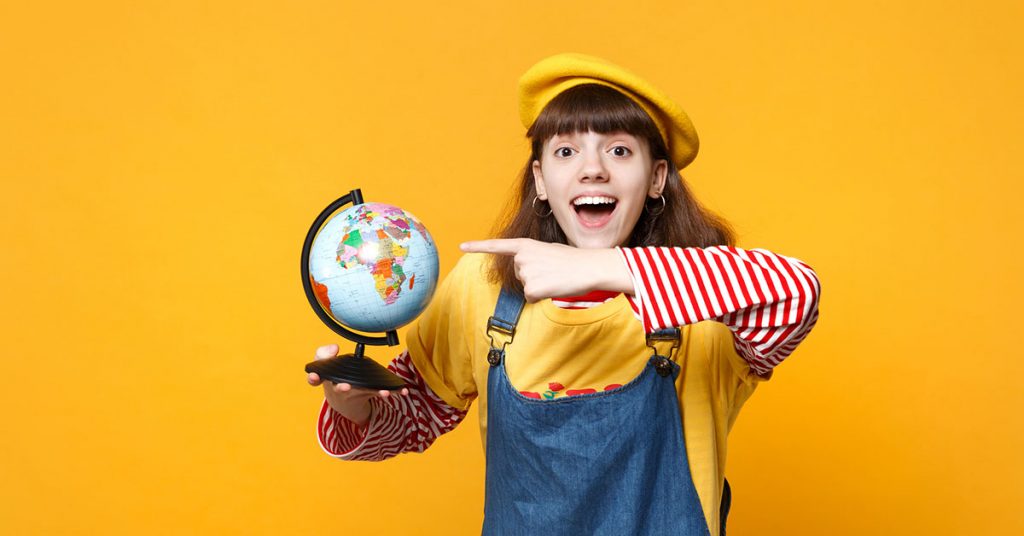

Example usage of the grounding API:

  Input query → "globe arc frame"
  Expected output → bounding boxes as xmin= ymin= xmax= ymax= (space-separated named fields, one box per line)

xmin=300 ymin=188 xmax=400 ymax=347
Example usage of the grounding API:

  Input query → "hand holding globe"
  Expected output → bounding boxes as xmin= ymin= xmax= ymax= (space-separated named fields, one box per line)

xmin=301 ymin=189 xmax=439 ymax=393
xmin=306 ymin=343 xmax=408 ymax=427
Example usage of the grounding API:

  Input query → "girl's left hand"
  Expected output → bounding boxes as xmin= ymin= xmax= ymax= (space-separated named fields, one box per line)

xmin=459 ymin=238 xmax=633 ymax=303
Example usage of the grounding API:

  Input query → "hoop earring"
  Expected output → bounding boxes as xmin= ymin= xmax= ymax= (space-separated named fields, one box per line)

xmin=645 ymin=195 xmax=666 ymax=217
xmin=532 ymin=196 xmax=553 ymax=217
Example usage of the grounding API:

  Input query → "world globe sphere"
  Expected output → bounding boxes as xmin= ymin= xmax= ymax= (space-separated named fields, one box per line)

xmin=307 ymin=202 xmax=439 ymax=333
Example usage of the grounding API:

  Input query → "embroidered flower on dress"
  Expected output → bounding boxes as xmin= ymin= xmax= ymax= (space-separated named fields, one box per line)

xmin=521 ymin=382 xmax=624 ymax=400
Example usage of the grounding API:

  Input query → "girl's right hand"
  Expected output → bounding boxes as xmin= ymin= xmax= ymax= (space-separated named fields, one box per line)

xmin=307 ymin=344 xmax=410 ymax=428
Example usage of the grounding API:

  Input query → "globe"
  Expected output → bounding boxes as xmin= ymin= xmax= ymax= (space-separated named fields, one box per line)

xmin=306 ymin=202 xmax=439 ymax=334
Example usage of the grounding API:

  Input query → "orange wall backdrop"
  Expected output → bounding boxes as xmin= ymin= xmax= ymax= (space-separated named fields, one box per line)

xmin=2 ymin=1 xmax=1021 ymax=533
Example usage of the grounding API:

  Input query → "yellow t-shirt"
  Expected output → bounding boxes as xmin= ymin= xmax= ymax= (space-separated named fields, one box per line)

xmin=406 ymin=252 xmax=770 ymax=535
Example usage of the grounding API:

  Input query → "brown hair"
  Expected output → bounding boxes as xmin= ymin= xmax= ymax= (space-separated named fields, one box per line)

xmin=490 ymin=84 xmax=736 ymax=293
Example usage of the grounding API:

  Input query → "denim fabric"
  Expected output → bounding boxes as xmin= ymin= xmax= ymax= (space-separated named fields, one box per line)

xmin=482 ymin=350 xmax=711 ymax=535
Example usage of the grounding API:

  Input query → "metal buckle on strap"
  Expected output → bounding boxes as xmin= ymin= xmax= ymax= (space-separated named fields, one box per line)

xmin=486 ymin=315 xmax=516 ymax=337
xmin=486 ymin=316 xmax=515 ymax=366
xmin=486 ymin=287 xmax=526 ymax=367
xmin=646 ymin=328 xmax=681 ymax=377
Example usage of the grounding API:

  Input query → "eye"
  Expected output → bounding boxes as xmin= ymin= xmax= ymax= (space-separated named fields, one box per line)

xmin=611 ymin=145 xmax=632 ymax=157
xmin=554 ymin=147 xmax=576 ymax=158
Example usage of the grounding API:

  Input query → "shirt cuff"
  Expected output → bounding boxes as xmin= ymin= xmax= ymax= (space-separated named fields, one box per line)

xmin=614 ymin=247 xmax=643 ymax=300
xmin=316 ymin=398 xmax=374 ymax=459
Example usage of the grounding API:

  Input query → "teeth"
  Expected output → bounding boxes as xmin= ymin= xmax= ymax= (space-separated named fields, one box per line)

xmin=572 ymin=196 xmax=617 ymax=206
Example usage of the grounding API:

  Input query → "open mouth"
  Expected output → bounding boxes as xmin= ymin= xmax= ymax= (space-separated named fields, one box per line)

xmin=572 ymin=195 xmax=617 ymax=228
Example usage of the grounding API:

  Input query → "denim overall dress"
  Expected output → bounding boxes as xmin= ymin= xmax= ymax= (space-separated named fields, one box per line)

xmin=481 ymin=287 xmax=731 ymax=535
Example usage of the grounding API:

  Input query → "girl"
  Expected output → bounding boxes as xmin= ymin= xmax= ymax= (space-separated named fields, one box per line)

xmin=306 ymin=53 xmax=821 ymax=535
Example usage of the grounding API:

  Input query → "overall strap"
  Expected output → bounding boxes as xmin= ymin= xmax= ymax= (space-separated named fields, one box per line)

xmin=486 ymin=286 xmax=526 ymax=366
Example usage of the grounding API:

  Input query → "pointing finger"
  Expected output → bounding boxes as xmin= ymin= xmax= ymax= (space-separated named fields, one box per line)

xmin=460 ymin=239 xmax=525 ymax=256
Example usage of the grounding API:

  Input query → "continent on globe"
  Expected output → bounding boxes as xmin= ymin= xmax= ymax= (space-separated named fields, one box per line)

xmin=311 ymin=276 xmax=331 ymax=310
xmin=369 ymin=234 xmax=408 ymax=305
xmin=308 ymin=201 xmax=439 ymax=333
xmin=333 ymin=204 xmax=427 ymax=305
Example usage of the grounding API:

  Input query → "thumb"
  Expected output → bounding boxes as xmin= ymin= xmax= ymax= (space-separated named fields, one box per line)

xmin=315 ymin=344 xmax=339 ymax=360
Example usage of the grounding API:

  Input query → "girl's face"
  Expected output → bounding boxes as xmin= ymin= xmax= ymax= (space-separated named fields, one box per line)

xmin=533 ymin=130 xmax=668 ymax=249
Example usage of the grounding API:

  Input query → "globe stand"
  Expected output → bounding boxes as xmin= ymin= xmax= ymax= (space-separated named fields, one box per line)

xmin=305 ymin=342 xmax=408 ymax=391
xmin=301 ymin=188 xmax=408 ymax=391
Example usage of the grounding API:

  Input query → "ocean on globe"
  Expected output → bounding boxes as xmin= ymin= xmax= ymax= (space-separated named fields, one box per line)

xmin=307 ymin=202 xmax=439 ymax=333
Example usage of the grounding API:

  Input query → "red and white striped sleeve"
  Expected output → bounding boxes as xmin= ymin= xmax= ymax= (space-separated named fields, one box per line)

xmin=316 ymin=349 xmax=469 ymax=461
xmin=617 ymin=246 xmax=821 ymax=376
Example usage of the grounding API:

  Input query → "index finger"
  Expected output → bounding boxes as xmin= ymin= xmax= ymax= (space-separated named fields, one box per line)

xmin=459 ymin=238 xmax=527 ymax=256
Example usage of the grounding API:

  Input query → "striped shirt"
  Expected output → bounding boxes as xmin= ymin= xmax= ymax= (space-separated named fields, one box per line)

xmin=318 ymin=245 xmax=821 ymax=460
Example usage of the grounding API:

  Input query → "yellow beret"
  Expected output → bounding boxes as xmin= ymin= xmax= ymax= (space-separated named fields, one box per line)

xmin=518 ymin=52 xmax=699 ymax=169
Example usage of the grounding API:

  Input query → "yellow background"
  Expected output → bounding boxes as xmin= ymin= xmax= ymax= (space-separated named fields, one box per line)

xmin=2 ymin=0 xmax=1021 ymax=533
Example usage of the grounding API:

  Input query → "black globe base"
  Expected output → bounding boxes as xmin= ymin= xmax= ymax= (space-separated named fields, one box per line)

xmin=305 ymin=352 xmax=408 ymax=390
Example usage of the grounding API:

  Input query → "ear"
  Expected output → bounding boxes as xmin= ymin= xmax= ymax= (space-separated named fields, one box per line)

xmin=649 ymin=159 xmax=668 ymax=198
xmin=532 ymin=160 xmax=548 ymax=200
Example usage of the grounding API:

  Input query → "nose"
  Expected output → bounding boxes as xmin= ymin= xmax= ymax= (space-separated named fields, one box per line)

xmin=579 ymin=148 xmax=608 ymax=182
